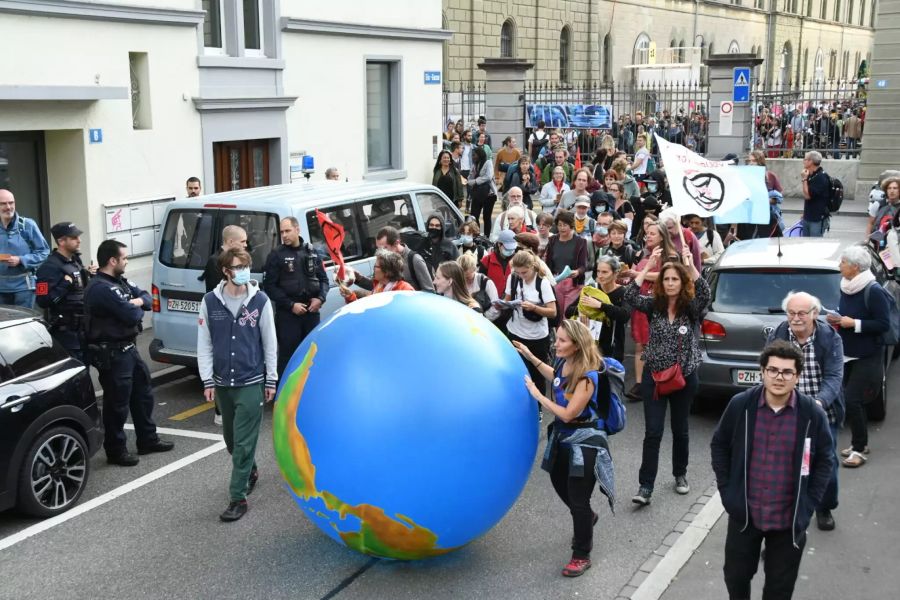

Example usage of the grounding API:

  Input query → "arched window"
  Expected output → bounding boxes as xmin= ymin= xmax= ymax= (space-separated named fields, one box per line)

xmin=807 ymin=0 xmax=814 ymax=15
xmin=859 ymin=0 xmax=866 ymax=23
xmin=633 ymin=32 xmax=651 ymax=65
xmin=670 ymin=38 xmax=677 ymax=63
xmin=500 ymin=19 xmax=515 ymax=58
xmin=829 ymin=50 xmax=838 ymax=79
xmin=728 ymin=40 xmax=740 ymax=54
xmin=559 ymin=26 xmax=571 ymax=82
xmin=602 ymin=34 xmax=612 ymax=81
xmin=779 ymin=41 xmax=793 ymax=89
xmin=814 ymin=48 xmax=825 ymax=83
xmin=678 ymin=39 xmax=686 ymax=63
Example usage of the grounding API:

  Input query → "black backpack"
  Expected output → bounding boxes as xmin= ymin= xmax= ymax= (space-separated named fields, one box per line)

xmin=530 ymin=130 xmax=549 ymax=161
xmin=827 ymin=174 xmax=844 ymax=213
xmin=472 ymin=273 xmax=492 ymax=312
xmin=405 ymin=250 xmax=435 ymax=291
xmin=512 ymin=273 xmax=561 ymax=327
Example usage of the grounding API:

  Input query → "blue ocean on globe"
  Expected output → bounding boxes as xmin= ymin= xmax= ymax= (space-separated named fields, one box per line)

xmin=273 ymin=291 xmax=538 ymax=559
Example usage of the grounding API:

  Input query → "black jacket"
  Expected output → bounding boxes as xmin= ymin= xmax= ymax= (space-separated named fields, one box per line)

xmin=710 ymin=385 xmax=834 ymax=547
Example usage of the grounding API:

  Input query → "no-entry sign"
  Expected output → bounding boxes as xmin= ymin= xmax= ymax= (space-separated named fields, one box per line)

xmin=719 ymin=101 xmax=734 ymax=136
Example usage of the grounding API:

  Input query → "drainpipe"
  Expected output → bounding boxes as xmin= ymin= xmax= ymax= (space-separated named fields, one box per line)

xmin=796 ymin=14 xmax=804 ymax=86
xmin=766 ymin=0 xmax=778 ymax=85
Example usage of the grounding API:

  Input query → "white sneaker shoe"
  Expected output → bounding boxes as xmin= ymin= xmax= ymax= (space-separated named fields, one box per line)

xmin=214 ymin=413 xmax=223 ymax=426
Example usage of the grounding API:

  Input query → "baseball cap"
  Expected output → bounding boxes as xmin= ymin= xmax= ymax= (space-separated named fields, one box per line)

xmin=51 ymin=222 xmax=83 ymax=240
xmin=574 ymin=196 xmax=591 ymax=208
xmin=497 ymin=229 xmax=518 ymax=252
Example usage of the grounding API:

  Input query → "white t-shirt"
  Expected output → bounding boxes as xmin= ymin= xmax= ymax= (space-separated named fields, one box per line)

xmin=505 ymin=273 xmax=555 ymax=340
xmin=633 ymin=147 xmax=650 ymax=175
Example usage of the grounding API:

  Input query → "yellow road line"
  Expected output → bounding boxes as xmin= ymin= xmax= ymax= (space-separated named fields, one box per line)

xmin=169 ymin=402 xmax=215 ymax=421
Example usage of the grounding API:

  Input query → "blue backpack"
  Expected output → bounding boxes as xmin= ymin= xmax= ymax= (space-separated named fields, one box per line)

xmin=598 ymin=357 xmax=627 ymax=435
xmin=863 ymin=282 xmax=900 ymax=346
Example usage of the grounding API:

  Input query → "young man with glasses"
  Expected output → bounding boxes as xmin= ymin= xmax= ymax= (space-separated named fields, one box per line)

xmin=767 ymin=291 xmax=844 ymax=531
xmin=198 ymin=248 xmax=277 ymax=522
xmin=711 ymin=340 xmax=834 ymax=600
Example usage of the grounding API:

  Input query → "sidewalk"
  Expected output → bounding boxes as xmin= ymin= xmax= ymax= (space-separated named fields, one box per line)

xmin=781 ymin=197 xmax=868 ymax=216
xmin=656 ymin=419 xmax=899 ymax=599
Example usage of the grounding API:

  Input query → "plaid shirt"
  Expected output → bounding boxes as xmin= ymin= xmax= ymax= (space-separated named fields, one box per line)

xmin=747 ymin=392 xmax=798 ymax=532
xmin=788 ymin=329 xmax=836 ymax=424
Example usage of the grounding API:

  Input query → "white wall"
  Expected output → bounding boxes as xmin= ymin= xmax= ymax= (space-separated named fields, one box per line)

xmin=290 ymin=0 xmax=442 ymax=29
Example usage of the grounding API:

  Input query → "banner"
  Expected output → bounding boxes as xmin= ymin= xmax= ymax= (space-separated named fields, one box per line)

xmin=526 ymin=104 xmax=613 ymax=129
xmin=713 ymin=166 xmax=771 ymax=225
xmin=315 ymin=209 xmax=347 ymax=281
xmin=655 ymin=134 xmax=755 ymax=220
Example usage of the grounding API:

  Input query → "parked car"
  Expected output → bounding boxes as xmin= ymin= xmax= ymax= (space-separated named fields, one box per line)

xmin=150 ymin=181 xmax=464 ymax=369
xmin=0 ymin=307 xmax=101 ymax=517
xmin=698 ymin=238 xmax=898 ymax=420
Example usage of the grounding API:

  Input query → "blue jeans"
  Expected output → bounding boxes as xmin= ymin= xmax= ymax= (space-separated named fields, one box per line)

xmin=818 ymin=423 xmax=839 ymax=512
xmin=0 ymin=290 xmax=35 ymax=308
xmin=802 ymin=218 xmax=828 ymax=237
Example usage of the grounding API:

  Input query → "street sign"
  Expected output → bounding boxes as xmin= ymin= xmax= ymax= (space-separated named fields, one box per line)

xmin=424 ymin=71 xmax=441 ymax=85
xmin=89 ymin=128 xmax=103 ymax=144
xmin=733 ymin=67 xmax=751 ymax=103
xmin=876 ymin=79 xmax=888 ymax=88
xmin=648 ymin=41 xmax=657 ymax=65
xmin=719 ymin=101 xmax=734 ymax=136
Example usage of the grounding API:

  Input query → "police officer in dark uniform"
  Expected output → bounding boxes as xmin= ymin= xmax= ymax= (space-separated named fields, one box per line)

xmin=35 ymin=222 xmax=95 ymax=362
xmin=84 ymin=239 xmax=173 ymax=466
xmin=264 ymin=216 xmax=329 ymax=376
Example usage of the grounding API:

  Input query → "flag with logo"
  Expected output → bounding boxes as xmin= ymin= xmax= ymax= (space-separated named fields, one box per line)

xmin=315 ymin=209 xmax=347 ymax=281
xmin=655 ymin=134 xmax=766 ymax=224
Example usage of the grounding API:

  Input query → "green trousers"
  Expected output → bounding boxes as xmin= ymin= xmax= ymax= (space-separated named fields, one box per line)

xmin=216 ymin=384 xmax=264 ymax=501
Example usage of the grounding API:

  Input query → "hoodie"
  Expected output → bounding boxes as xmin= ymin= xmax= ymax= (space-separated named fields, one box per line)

xmin=426 ymin=212 xmax=459 ymax=271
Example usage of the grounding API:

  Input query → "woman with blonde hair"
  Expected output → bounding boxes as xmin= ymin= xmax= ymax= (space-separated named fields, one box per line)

xmin=610 ymin=157 xmax=640 ymax=199
xmin=514 ymin=319 xmax=616 ymax=577
xmin=458 ymin=252 xmax=501 ymax=320
xmin=433 ymin=261 xmax=482 ymax=312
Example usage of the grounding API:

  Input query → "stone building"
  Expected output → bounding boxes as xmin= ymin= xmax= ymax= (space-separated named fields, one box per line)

xmin=442 ymin=0 xmax=875 ymax=86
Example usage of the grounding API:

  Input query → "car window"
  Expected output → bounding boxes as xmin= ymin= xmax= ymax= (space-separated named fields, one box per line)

xmin=710 ymin=269 xmax=842 ymax=314
xmin=357 ymin=195 xmax=415 ymax=257
xmin=220 ymin=211 xmax=279 ymax=272
xmin=159 ymin=210 xmax=215 ymax=269
xmin=415 ymin=192 xmax=461 ymax=238
xmin=306 ymin=205 xmax=363 ymax=263
xmin=0 ymin=322 xmax=70 ymax=380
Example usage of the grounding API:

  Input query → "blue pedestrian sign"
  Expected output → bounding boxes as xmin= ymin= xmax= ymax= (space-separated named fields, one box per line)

xmin=88 ymin=128 xmax=103 ymax=144
xmin=733 ymin=67 xmax=751 ymax=103
xmin=424 ymin=71 xmax=441 ymax=85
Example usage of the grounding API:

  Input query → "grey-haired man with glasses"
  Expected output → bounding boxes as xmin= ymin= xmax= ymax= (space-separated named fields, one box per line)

xmin=767 ymin=291 xmax=844 ymax=531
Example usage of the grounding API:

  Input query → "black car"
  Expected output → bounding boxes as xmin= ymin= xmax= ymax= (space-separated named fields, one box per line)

xmin=0 ymin=307 xmax=101 ymax=517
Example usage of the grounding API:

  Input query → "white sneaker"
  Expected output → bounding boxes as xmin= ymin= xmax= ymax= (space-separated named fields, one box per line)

xmin=214 ymin=413 xmax=222 ymax=426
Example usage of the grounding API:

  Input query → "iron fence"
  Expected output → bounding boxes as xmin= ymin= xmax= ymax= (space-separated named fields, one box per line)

xmin=442 ymin=81 xmax=485 ymax=135
xmin=749 ymin=79 xmax=867 ymax=159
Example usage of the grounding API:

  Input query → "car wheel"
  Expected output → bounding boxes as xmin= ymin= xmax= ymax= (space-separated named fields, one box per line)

xmin=17 ymin=426 xmax=90 ymax=518
xmin=867 ymin=350 xmax=890 ymax=422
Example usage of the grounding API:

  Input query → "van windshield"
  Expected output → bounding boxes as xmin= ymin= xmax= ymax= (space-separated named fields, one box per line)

xmin=159 ymin=210 xmax=215 ymax=269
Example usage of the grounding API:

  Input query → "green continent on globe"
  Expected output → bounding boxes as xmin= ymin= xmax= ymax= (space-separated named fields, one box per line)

xmin=273 ymin=343 xmax=456 ymax=559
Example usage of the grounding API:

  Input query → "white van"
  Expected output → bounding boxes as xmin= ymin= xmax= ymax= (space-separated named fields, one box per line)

xmin=149 ymin=181 xmax=463 ymax=368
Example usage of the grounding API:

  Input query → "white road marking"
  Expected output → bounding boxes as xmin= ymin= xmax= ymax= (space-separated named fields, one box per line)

xmin=125 ymin=423 xmax=223 ymax=441
xmin=0 ymin=441 xmax=226 ymax=552
xmin=631 ymin=492 xmax=726 ymax=600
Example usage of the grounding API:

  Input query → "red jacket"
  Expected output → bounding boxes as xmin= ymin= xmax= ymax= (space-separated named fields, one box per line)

xmin=481 ymin=251 xmax=511 ymax=295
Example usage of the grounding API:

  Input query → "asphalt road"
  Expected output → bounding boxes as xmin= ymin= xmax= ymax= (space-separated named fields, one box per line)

xmin=0 ymin=213 xmax=884 ymax=600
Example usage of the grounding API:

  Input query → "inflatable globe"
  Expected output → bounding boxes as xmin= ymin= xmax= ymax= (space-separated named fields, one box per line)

xmin=273 ymin=291 xmax=537 ymax=560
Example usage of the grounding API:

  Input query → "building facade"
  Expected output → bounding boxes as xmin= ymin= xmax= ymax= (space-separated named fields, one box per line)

xmin=0 ymin=0 xmax=449 ymax=286
xmin=443 ymin=0 xmax=874 ymax=87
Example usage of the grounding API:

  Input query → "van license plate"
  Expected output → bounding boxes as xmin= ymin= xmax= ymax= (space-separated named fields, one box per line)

xmin=735 ymin=369 xmax=762 ymax=385
xmin=167 ymin=299 xmax=200 ymax=313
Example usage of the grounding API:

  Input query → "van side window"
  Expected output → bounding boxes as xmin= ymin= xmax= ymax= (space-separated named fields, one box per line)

xmin=220 ymin=211 xmax=279 ymax=272
xmin=415 ymin=192 xmax=462 ymax=238
xmin=306 ymin=205 xmax=362 ymax=263
xmin=357 ymin=195 xmax=415 ymax=256
xmin=159 ymin=210 xmax=215 ymax=269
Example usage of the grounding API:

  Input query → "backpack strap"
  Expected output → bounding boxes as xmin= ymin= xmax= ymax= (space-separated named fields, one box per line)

xmin=406 ymin=251 xmax=420 ymax=290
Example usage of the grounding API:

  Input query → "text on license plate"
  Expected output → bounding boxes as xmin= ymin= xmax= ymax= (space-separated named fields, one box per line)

xmin=735 ymin=369 xmax=762 ymax=385
xmin=167 ymin=299 xmax=200 ymax=313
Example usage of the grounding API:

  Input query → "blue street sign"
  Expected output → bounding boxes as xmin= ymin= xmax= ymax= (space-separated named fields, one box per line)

xmin=877 ymin=79 xmax=888 ymax=88
xmin=733 ymin=67 xmax=751 ymax=103
xmin=88 ymin=128 xmax=103 ymax=144
xmin=424 ymin=71 xmax=441 ymax=85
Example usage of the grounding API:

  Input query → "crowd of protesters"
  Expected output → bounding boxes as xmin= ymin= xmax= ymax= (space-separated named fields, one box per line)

xmin=753 ymin=100 xmax=865 ymax=159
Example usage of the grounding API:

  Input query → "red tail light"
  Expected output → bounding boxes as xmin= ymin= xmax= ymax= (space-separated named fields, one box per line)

xmin=151 ymin=284 xmax=160 ymax=312
xmin=701 ymin=319 xmax=726 ymax=340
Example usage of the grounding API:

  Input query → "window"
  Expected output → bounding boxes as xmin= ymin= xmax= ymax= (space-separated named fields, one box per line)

xmin=128 ymin=52 xmax=152 ymax=130
xmin=357 ymin=195 xmax=416 ymax=253
xmin=678 ymin=39 xmax=686 ymax=63
xmin=871 ymin=0 xmax=876 ymax=26
xmin=243 ymin=0 xmax=262 ymax=53
xmin=306 ymin=204 xmax=363 ymax=262
xmin=159 ymin=210 xmax=216 ymax=270
xmin=633 ymin=33 xmax=651 ymax=65
xmin=728 ymin=40 xmax=740 ymax=54
xmin=602 ymin=34 xmax=612 ymax=81
xmin=710 ymin=270 xmax=841 ymax=314
xmin=219 ymin=211 xmax=280 ymax=272
xmin=500 ymin=19 xmax=515 ymax=58
xmin=859 ymin=0 xmax=866 ymax=23
xmin=365 ymin=61 xmax=400 ymax=173
xmin=821 ymin=0 xmax=828 ymax=19
xmin=202 ymin=0 xmax=223 ymax=51
xmin=802 ymin=48 xmax=809 ymax=81
xmin=559 ymin=26 xmax=571 ymax=83
xmin=807 ymin=0 xmax=814 ymax=15
xmin=814 ymin=48 xmax=825 ymax=82
xmin=829 ymin=50 xmax=837 ymax=79
xmin=0 ymin=322 xmax=70 ymax=379
xmin=834 ymin=0 xmax=842 ymax=21
xmin=415 ymin=192 xmax=462 ymax=238
xmin=848 ymin=0 xmax=855 ymax=21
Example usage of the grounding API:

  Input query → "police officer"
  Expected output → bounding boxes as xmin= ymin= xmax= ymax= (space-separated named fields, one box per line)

xmin=35 ymin=222 xmax=95 ymax=362
xmin=264 ymin=217 xmax=328 ymax=376
xmin=84 ymin=240 xmax=173 ymax=466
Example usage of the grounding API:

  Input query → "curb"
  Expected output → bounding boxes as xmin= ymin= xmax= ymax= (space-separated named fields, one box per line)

xmin=94 ymin=365 xmax=190 ymax=400
xmin=614 ymin=484 xmax=725 ymax=600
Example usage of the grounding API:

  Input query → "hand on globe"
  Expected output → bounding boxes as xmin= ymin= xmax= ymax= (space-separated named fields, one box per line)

xmin=524 ymin=376 xmax=543 ymax=402
xmin=511 ymin=340 xmax=533 ymax=362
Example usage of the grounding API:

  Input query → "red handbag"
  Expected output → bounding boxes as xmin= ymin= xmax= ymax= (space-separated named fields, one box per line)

xmin=651 ymin=336 xmax=686 ymax=399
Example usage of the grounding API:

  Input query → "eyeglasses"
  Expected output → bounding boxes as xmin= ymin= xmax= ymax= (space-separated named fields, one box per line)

xmin=764 ymin=367 xmax=797 ymax=380
xmin=227 ymin=264 xmax=249 ymax=271
xmin=787 ymin=310 xmax=813 ymax=318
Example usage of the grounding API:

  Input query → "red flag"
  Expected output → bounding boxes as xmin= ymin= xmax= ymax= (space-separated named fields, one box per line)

xmin=574 ymin=151 xmax=582 ymax=171
xmin=315 ymin=209 xmax=347 ymax=281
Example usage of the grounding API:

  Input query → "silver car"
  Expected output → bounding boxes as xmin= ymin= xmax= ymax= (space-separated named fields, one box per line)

xmin=698 ymin=238 xmax=897 ymax=420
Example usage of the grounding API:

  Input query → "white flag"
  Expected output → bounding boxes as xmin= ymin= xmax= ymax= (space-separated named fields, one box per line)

xmin=654 ymin=134 xmax=751 ymax=217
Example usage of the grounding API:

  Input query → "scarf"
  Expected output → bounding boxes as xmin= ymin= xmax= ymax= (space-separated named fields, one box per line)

xmin=553 ymin=179 xmax=564 ymax=194
xmin=840 ymin=269 xmax=876 ymax=295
